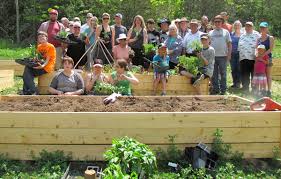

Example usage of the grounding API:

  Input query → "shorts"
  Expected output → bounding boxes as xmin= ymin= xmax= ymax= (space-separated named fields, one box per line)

xmin=154 ymin=71 xmax=168 ymax=80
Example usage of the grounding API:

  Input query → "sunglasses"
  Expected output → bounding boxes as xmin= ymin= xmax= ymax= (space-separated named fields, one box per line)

xmin=103 ymin=17 xmax=109 ymax=20
xmin=214 ymin=21 xmax=222 ymax=23
xmin=74 ymin=26 xmax=80 ymax=29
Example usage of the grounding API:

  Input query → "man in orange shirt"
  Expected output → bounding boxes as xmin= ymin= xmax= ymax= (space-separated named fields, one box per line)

xmin=220 ymin=12 xmax=232 ymax=33
xmin=22 ymin=31 xmax=56 ymax=95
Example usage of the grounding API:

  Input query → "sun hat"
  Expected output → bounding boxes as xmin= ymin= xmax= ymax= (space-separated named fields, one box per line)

xmin=200 ymin=33 xmax=209 ymax=39
xmin=213 ymin=15 xmax=225 ymax=23
xmin=190 ymin=19 xmax=199 ymax=25
xmin=180 ymin=17 xmax=189 ymax=23
xmin=259 ymin=22 xmax=269 ymax=28
xmin=257 ymin=44 xmax=266 ymax=49
xmin=116 ymin=33 xmax=127 ymax=42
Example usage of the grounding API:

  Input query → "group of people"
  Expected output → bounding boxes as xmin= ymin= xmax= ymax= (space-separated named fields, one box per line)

xmin=21 ymin=9 xmax=274 ymax=97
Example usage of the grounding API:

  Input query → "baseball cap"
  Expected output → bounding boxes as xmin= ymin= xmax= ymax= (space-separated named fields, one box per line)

xmin=245 ymin=21 xmax=254 ymax=26
xmin=115 ymin=13 xmax=123 ymax=19
xmin=259 ymin=22 xmax=269 ymax=28
xmin=87 ymin=13 xmax=94 ymax=18
xmin=200 ymin=33 xmax=209 ymax=39
xmin=49 ymin=9 xmax=58 ymax=15
xmin=93 ymin=59 xmax=103 ymax=68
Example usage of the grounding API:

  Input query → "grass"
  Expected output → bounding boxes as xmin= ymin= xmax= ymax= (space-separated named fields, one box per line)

xmin=0 ymin=39 xmax=31 ymax=59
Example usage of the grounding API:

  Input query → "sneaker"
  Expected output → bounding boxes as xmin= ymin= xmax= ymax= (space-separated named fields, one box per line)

xmin=161 ymin=92 xmax=166 ymax=96
xmin=220 ymin=91 xmax=226 ymax=95
xmin=266 ymin=91 xmax=272 ymax=97
xmin=192 ymin=74 xmax=204 ymax=87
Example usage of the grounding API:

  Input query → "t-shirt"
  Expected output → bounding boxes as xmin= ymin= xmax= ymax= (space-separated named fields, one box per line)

xmin=147 ymin=29 xmax=160 ymax=45
xmin=222 ymin=23 xmax=232 ymax=33
xmin=37 ymin=42 xmax=56 ymax=73
xmin=47 ymin=21 xmax=61 ymax=47
xmin=182 ymin=30 xmax=203 ymax=54
xmin=201 ymin=46 xmax=215 ymax=77
xmin=84 ymin=27 xmax=96 ymax=45
xmin=112 ymin=45 xmax=130 ymax=60
xmin=255 ymin=55 xmax=269 ymax=74
xmin=238 ymin=31 xmax=260 ymax=61
xmin=159 ymin=31 xmax=168 ymax=43
xmin=164 ymin=35 xmax=182 ymax=64
xmin=231 ymin=32 xmax=240 ymax=54
xmin=50 ymin=71 xmax=84 ymax=93
xmin=66 ymin=33 xmax=87 ymax=67
xmin=153 ymin=54 xmax=170 ymax=73
xmin=209 ymin=28 xmax=232 ymax=57
xmin=112 ymin=25 xmax=127 ymax=44
xmin=111 ymin=71 xmax=133 ymax=95
xmin=81 ymin=24 xmax=89 ymax=33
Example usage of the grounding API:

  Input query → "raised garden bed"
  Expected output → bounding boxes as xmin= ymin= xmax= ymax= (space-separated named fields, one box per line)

xmin=272 ymin=59 xmax=281 ymax=80
xmin=0 ymin=95 xmax=280 ymax=160
xmin=0 ymin=70 xmax=14 ymax=90
xmin=0 ymin=60 xmax=24 ymax=76
xmin=38 ymin=72 xmax=210 ymax=95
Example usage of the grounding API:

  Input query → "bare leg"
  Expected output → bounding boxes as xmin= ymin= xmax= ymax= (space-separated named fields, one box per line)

xmin=153 ymin=78 xmax=160 ymax=95
xmin=180 ymin=70 xmax=194 ymax=78
xmin=161 ymin=78 xmax=167 ymax=95
xmin=266 ymin=66 xmax=272 ymax=92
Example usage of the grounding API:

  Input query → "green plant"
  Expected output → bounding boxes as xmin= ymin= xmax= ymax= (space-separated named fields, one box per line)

xmin=130 ymin=65 xmax=143 ymax=74
xmin=178 ymin=55 xmax=201 ymax=76
xmin=103 ymin=163 xmax=138 ymax=179
xmin=56 ymin=31 xmax=68 ymax=39
xmin=93 ymin=82 xmax=126 ymax=95
xmin=189 ymin=40 xmax=203 ymax=53
xmin=144 ymin=44 xmax=157 ymax=55
xmin=103 ymin=64 xmax=114 ymax=73
xmin=155 ymin=135 xmax=188 ymax=171
xmin=104 ymin=136 xmax=157 ymax=177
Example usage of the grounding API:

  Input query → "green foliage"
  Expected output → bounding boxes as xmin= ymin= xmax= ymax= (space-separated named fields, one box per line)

xmin=56 ymin=31 xmax=68 ymax=39
xmin=189 ymin=40 xmax=203 ymax=53
xmin=130 ymin=65 xmax=143 ymax=74
xmin=104 ymin=136 xmax=157 ymax=177
xmin=93 ymin=82 xmax=126 ymax=95
xmin=103 ymin=64 xmax=114 ymax=74
xmin=0 ymin=150 xmax=71 ymax=178
xmin=103 ymin=164 xmax=138 ymax=179
xmin=178 ymin=55 xmax=200 ymax=76
xmin=143 ymin=44 xmax=157 ymax=55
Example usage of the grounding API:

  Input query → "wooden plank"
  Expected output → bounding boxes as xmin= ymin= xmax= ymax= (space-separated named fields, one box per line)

xmin=272 ymin=76 xmax=281 ymax=81
xmin=0 ymin=127 xmax=279 ymax=144
xmin=0 ymin=60 xmax=24 ymax=76
xmin=0 ymin=70 xmax=14 ymax=77
xmin=0 ymin=70 xmax=14 ymax=90
xmin=0 ymin=111 xmax=279 ymax=129
xmin=0 ymin=143 xmax=278 ymax=160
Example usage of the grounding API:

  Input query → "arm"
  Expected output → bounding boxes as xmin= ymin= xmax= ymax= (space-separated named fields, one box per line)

xmin=65 ymin=74 xmax=84 ymax=95
xmin=127 ymin=28 xmax=136 ymax=43
xmin=95 ymin=25 xmax=101 ymax=42
xmin=49 ymin=87 xmax=63 ymax=95
xmin=111 ymin=26 xmax=115 ymax=47
xmin=227 ymin=41 xmax=232 ymax=60
xmin=49 ymin=74 xmax=63 ymax=95
xmin=112 ymin=46 xmax=117 ymax=60
xmin=264 ymin=36 xmax=275 ymax=56
xmin=33 ymin=56 xmax=50 ymax=69
xmin=85 ymin=74 xmax=95 ymax=92
xmin=122 ymin=73 xmax=139 ymax=85
xmin=143 ymin=29 xmax=148 ymax=44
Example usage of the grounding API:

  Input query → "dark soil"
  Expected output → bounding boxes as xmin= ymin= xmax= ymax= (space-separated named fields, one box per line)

xmin=0 ymin=96 xmax=250 ymax=112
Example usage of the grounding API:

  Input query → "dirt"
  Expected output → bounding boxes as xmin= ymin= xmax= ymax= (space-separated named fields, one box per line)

xmin=0 ymin=96 xmax=250 ymax=112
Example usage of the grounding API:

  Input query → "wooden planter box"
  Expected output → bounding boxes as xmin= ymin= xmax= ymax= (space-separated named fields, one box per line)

xmin=38 ymin=72 xmax=209 ymax=95
xmin=272 ymin=59 xmax=281 ymax=80
xmin=0 ymin=70 xmax=14 ymax=91
xmin=0 ymin=95 xmax=280 ymax=160
xmin=0 ymin=60 xmax=24 ymax=76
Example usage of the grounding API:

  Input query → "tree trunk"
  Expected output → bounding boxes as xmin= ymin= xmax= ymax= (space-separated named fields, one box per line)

xmin=15 ymin=0 xmax=20 ymax=43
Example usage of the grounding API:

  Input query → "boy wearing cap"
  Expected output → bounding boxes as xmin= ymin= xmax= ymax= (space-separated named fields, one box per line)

xmin=192 ymin=34 xmax=215 ymax=94
xmin=158 ymin=18 xmax=170 ymax=43
xmin=147 ymin=19 xmax=160 ymax=45
xmin=38 ymin=9 xmax=65 ymax=70
xmin=112 ymin=13 xmax=127 ymax=45
xmin=22 ymin=31 xmax=56 ymax=95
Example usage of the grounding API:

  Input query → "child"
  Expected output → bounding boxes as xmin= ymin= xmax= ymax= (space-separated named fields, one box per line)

xmin=152 ymin=44 xmax=170 ymax=96
xmin=192 ymin=34 xmax=215 ymax=95
xmin=252 ymin=44 xmax=269 ymax=96
xmin=22 ymin=31 xmax=56 ymax=95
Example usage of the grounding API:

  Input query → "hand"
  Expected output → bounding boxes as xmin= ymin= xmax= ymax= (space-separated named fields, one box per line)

xmin=227 ymin=54 xmax=231 ymax=61
xmin=57 ymin=91 xmax=64 ymax=95
xmin=196 ymin=52 xmax=202 ymax=58
xmin=120 ymin=74 xmax=128 ymax=80
xmin=33 ymin=62 xmax=44 ymax=69
xmin=64 ymin=92 xmax=74 ymax=95
xmin=168 ymin=50 xmax=173 ymax=55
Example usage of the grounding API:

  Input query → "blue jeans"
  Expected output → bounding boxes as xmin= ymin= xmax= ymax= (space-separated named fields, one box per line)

xmin=230 ymin=53 xmax=241 ymax=86
xmin=23 ymin=66 xmax=46 ymax=95
xmin=211 ymin=57 xmax=227 ymax=94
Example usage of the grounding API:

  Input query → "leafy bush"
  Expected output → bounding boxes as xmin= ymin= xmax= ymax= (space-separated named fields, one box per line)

xmin=178 ymin=56 xmax=201 ymax=76
xmin=93 ymin=82 xmax=126 ymax=95
xmin=104 ymin=136 xmax=157 ymax=178
xmin=143 ymin=44 xmax=157 ymax=55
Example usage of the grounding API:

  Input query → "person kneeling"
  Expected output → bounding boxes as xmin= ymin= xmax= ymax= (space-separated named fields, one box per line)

xmin=22 ymin=31 xmax=56 ymax=95
xmin=192 ymin=34 xmax=215 ymax=94
xmin=49 ymin=57 xmax=84 ymax=95
xmin=85 ymin=59 xmax=108 ymax=94
xmin=153 ymin=44 xmax=170 ymax=96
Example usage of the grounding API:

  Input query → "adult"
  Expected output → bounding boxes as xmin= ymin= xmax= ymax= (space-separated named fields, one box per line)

xmin=182 ymin=19 xmax=203 ymax=56
xmin=199 ymin=15 xmax=209 ymax=33
xmin=95 ymin=13 xmax=115 ymax=64
xmin=38 ymin=9 xmax=65 ymax=70
xmin=209 ymin=15 xmax=232 ymax=95
xmin=230 ymin=20 xmax=242 ymax=88
xmin=85 ymin=16 xmax=98 ymax=68
xmin=81 ymin=13 xmax=94 ymax=33
xmin=22 ymin=31 xmax=56 ymax=95
xmin=146 ymin=19 xmax=160 ymax=45
xmin=73 ymin=17 xmax=81 ymax=23
xmin=108 ymin=59 xmax=139 ymax=96
xmin=220 ymin=12 xmax=232 ymax=33
xmin=258 ymin=22 xmax=275 ymax=97
xmin=113 ymin=34 xmax=131 ymax=62
xmin=61 ymin=17 xmax=70 ymax=32
xmin=238 ymin=22 xmax=260 ymax=92
xmin=127 ymin=15 xmax=148 ymax=68
xmin=66 ymin=22 xmax=88 ymax=69
xmin=158 ymin=18 xmax=170 ymax=43
xmin=164 ymin=24 xmax=182 ymax=69
xmin=69 ymin=21 xmax=74 ymax=34
xmin=85 ymin=59 xmax=108 ymax=94
xmin=174 ymin=18 xmax=181 ymax=29
xmin=179 ymin=17 xmax=189 ymax=39
xmin=49 ymin=56 xmax=84 ymax=95
xmin=112 ymin=13 xmax=127 ymax=45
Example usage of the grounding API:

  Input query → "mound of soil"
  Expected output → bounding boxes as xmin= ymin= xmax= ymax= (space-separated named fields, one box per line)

xmin=0 ymin=96 xmax=250 ymax=112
